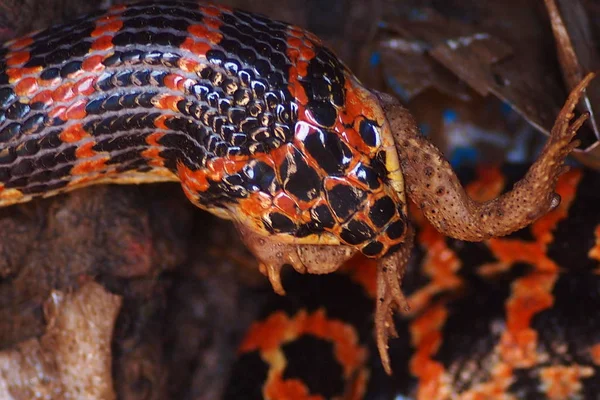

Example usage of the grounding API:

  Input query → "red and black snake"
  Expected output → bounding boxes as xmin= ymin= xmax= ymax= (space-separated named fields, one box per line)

xmin=226 ymin=166 xmax=600 ymax=399
xmin=0 ymin=1 xmax=598 ymax=399
xmin=0 ymin=0 xmax=405 ymax=258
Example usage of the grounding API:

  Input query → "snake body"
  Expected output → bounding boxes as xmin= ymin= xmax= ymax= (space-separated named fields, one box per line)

xmin=0 ymin=1 xmax=407 ymax=258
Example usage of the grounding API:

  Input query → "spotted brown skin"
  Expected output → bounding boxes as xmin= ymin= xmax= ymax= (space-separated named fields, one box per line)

xmin=228 ymin=166 xmax=600 ymax=399
xmin=0 ymin=0 xmax=593 ymax=375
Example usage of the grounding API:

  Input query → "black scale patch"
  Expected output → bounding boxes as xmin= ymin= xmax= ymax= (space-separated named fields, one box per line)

xmin=281 ymin=335 xmax=345 ymax=398
xmin=301 ymin=46 xmax=346 ymax=128
xmin=222 ymin=350 xmax=269 ymax=400
xmin=547 ymin=171 xmax=600 ymax=273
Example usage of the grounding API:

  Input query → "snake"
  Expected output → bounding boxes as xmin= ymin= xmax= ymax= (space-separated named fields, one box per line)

xmin=0 ymin=0 xmax=593 ymax=388
xmin=226 ymin=166 xmax=600 ymax=399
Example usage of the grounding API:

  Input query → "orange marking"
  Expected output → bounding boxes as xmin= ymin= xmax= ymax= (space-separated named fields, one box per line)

xmin=531 ymin=169 xmax=582 ymax=245
xmin=178 ymin=58 xmax=201 ymax=73
xmin=48 ymin=106 xmax=66 ymax=120
xmin=59 ymin=123 xmax=88 ymax=143
xmin=71 ymin=158 xmax=108 ymax=175
xmin=82 ymin=55 xmax=106 ymax=73
xmin=336 ymin=80 xmax=380 ymax=154
xmin=9 ymin=36 xmax=34 ymax=50
xmin=164 ymin=73 xmax=185 ymax=91
xmin=205 ymin=157 xmax=247 ymax=179
xmin=408 ymin=304 xmax=449 ymax=400
xmin=31 ymin=91 xmax=53 ymax=108
xmin=265 ymin=374 xmax=324 ymax=400
xmin=242 ymin=309 xmax=365 ymax=378
xmin=188 ymin=24 xmax=210 ymax=38
xmin=201 ymin=5 xmax=228 ymax=17
xmin=203 ymin=18 xmax=223 ymax=34
xmin=75 ymin=142 xmax=96 ymax=159
xmin=6 ymin=51 xmax=30 ymax=67
xmin=273 ymin=192 xmax=300 ymax=217
xmin=286 ymin=36 xmax=311 ymax=107
xmin=466 ymin=166 xmax=505 ymax=201
xmin=539 ymin=365 xmax=594 ymax=400
xmin=64 ymin=99 xmax=87 ymax=120
xmin=239 ymin=191 xmax=272 ymax=218
xmin=299 ymin=46 xmax=315 ymax=61
xmin=589 ymin=225 xmax=600 ymax=263
xmin=459 ymin=364 xmax=514 ymax=399
xmin=154 ymin=94 xmax=184 ymax=112
xmin=14 ymin=77 xmax=38 ymax=97
xmin=7 ymin=66 xmax=41 ymax=82
xmin=180 ymin=37 xmax=212 ymax=56
xmin=73 ymin=76 xmax=96 ymax=96
xmin=288 ymin=26 xmax=304 ymax=38
xmin=287 ymin=37 xmax=303 ymax=49
xmin=141 ymin=147 xmax=164 ymax=167
xmin=506 ymin=272 xmax=556 ymax=330
xmin=406 ymin=215 xmax=462 ymax=315
xmin=91 ymin=36 xmax=114 ymax=51
xmin=52 ymin=82 xmax=76 ymax=102
xmin=154 ymin=115 xmax=170 ymax=130
xmin=591 ymin=343 xmax=600 ymax=365
xmin=91 ymin=19 xmax=123 ymax=37
xmin=296 ymin=59 xmax=309 ymax=78
xmin=145 ymin=132 xmax=165 ymax=147
xmin=340 ymin=255 xmax=377 ymax=298
xmin=109 ymin=4 xmax=126 ymax=12
xmin=177 ymin=163 xmax=210 ymax=192
xmin=483 ymin=169 xmax=582 ymax=369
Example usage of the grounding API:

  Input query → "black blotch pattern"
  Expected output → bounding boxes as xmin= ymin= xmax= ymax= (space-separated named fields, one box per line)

xmin=93 ymin=134 xmax=149 ymax=153
xmin=122 ymin=2 xmax=204 ymax=21
xmin=15 ymin=140 xmax=40 ymax=157
xmin=84 ymin=113 xmax=160 ymax=136
xmin=310 ymin=204 xmax=336 ymax=229
xmin=0 ymin=47 xmax=9 ymax=85
xmin=20 ymin=179 xmax=69 ymax=195
xmin=302 ymin=46 xmax=346 ymax=108
xmin=361 ymin=240 xmax=384 ymax=256
xmin=158 ymin=131 xmax=207 ymax=170
xmin=353 ymin=163 xmax=381 ymax=190
xmin=325 ymin=182 xmax=366 ymax=221
xmin=547 ymin=171 xmax=600 ymax=274
xmin=303 ymin=129 xmax=352 ymax=175
xmin=25 ymin=20 xmax=94 ymax=67
xmin=358 ymin=119 xmax=380 ymax=147
xmin=306 ymin=100 xmax=337 ymax=127
xmin=264 ymin=211 xmax=297 ymax=233
xmin=222 ymin=351 xmax=269 ymax=400
xmin=9 ymin=158 xmax=34 ymax=177
xmin=0 ymin=148 xmax=16 ymax=164
xmin=531 ymin=274 xmax=600 ymax=364
xmin=385 ymin=220 xmax=405 ymax=240
xmin=0 ymin=87 xmax=16 ymax=108
xmin=281 ymin=335 xmax=345 ymax=398
xmin=242 ymin=160 xmax=278 ymax=194
xmin=369 ymin=196 xmax=396 ymax=228
xmin=340 ymin=219 xmax=374 ymax=245
xmin=0 ymin=122 xmax=21 ymax=142
xmin=432 ymin=275 xmax=510 ymax=392
xmin=280 ymin=146 xmax=321 ymax=201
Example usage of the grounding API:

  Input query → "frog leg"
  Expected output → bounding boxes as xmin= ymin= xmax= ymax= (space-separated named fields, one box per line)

xmin=375 ymin=225 xmax=414 ymax=375
xmin=377 ymin=73 xmax=594 ymax=241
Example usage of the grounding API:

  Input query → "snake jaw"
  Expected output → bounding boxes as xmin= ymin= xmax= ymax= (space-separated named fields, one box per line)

xmin=236 ymin=223 xmax=357 ymax=295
